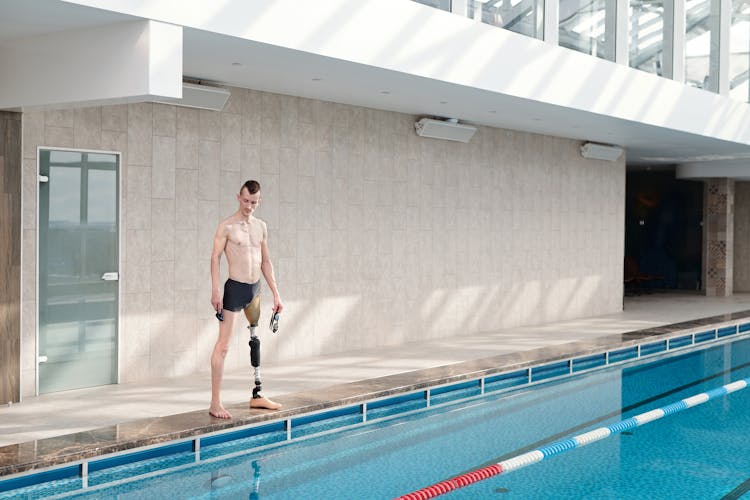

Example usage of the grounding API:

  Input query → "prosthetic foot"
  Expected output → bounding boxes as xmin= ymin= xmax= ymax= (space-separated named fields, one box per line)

xmin=245 ymin=299 xmax=282 ymax=410
xmin=248 ymin=330 xmax=282 ymax=410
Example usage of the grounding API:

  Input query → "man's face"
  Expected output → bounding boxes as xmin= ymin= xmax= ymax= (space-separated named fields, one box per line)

xmin=238 ymin=188 xmax=261 ymax=216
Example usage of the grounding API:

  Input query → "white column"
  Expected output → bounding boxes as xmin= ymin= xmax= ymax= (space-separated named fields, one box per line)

xmin=614 ymin=0 xmax=630 ymax=64
xmin=451 ymin=0 xmax=470 ymax=17
xmin=544 ymin=0 xmax=560 ymax=44
xmin=664 ymin=0 xmax=686 ymax=82
xmin=718 ymin=0 xmax=731 ymax=94
xmin=708 ymin=0 xmax=728 ymax=93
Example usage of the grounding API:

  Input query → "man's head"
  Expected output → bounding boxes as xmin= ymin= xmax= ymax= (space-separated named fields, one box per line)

xmin=238 ymin=180 xmax=261 ymax=217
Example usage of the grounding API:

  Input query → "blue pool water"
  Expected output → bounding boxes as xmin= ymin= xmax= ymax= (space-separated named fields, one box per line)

xmin=9 ymin=336 xmax=750 ymax=499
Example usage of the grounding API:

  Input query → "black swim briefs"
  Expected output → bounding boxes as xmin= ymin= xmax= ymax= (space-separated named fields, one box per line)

xmin=222 ymin=278 xmax=260 ymax=312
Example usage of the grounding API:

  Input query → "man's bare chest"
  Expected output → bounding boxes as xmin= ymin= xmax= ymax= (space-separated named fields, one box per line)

xmin=226 ymin=221 xmax=262 ymax=249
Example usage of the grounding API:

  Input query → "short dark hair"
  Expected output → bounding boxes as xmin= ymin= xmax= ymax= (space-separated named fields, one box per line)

xmin=241 ymin=180 xmax=261 ymax=195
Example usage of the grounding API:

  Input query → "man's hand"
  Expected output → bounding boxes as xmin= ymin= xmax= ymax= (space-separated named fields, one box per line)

xmin=273 ymin=295 xmax=284 ymax=314
xmin=211 ymin=289 xmax=223 ymax=312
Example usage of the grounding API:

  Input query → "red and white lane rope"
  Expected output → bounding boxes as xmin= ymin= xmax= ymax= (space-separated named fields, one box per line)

xmin=396 ymin=378 xmax=750 ymax=500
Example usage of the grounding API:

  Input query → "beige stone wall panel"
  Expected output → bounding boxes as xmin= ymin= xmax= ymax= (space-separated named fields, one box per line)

xmin=18 ymin=86 xmax=626 ymax=387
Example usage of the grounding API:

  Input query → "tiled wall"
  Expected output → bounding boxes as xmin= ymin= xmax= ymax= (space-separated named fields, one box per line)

xmin=20 ymin=87 xmax=625 ymax=393
xmin=0 ymin=111 xmax=21 ymax=403
xmin=734 ymin=182 xmax=750 ymax=291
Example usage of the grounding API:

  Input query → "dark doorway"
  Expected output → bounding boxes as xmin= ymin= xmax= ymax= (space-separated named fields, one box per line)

xmin=625 ymin=169 xmax=703 ymax=292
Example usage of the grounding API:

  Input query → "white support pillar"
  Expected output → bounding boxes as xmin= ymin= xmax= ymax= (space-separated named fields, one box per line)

xmin=663 ymin=0 xmax=686 ymax=81
xmin=717 ymin=0 xmax=731 ymax=94
xmin=451 ymin=0 xmax=469 ymax=17
xmin=614 ymin=0 xmax=630 ymax=64
xmin=708 ymin=0 xmax=729 ymax=93
xmin=544 ymin=0 xmax=560 ymax=45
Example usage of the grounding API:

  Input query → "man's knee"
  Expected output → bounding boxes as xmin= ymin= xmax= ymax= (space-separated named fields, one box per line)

xmin=213 ymin=341 xmax=231 ymax=358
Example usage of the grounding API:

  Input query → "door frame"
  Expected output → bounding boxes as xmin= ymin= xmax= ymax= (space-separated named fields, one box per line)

xmin=36 ymin=146 xmax=123 ymax=395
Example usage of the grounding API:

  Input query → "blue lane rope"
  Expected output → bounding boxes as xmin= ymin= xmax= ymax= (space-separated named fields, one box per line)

xmin=399 ymin=377 xmax=750 ymax=499
xmin=501 ymin=378 xmax=748 ymax=472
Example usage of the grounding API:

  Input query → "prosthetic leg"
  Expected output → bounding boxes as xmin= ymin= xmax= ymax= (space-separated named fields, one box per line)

xmin=245 ymin=297 xmax=282 ymax=410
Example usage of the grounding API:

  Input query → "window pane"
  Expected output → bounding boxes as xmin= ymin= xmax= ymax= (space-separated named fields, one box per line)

xmin=49 ymin=150 xmax=81 ymax=164
xmin=49 ymin=166 xmax=81 ymax=225
xmin=413 ymin=0 xmax=452 ymax=11
xmin=560 ymin=0 xmax=615 ymax=60
xmin=470 ymin=0 xmax=545 ymax=38
xmin=685 ymin=0 xmax=713 ymax=89
xmin=87 ymin=169 xmax=117 ymax=225
xmin=730 ymin=0 xmax=750 ymax=101
xmin=629 ymin=0 xmax=665 ymax=75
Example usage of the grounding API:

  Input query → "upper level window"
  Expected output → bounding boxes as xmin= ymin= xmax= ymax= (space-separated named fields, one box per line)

xmin=629 ymin=0 xmax=665 ymax=76
xmin=413 ymin=0 xmax=452 ymax=11
xmin=559 ymin=0 xmax=616 ymax=60
xmin=685 ymin=0 xmax=714 ymax=90
xmin=730 ymin=0 xmax=750 ymax=101
xmin=468 ymin=0 xmax=545 ymax=39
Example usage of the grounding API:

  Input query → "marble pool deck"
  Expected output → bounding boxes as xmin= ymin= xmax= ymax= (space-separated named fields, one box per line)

xmin=4 ymin=292 xmax=750 ymax=477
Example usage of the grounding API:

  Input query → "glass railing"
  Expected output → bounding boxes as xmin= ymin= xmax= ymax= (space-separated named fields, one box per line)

xmin=629 ymin=0 xmax=665 ymax=76
xmin=559 ymin=0 xmax=615 ymax=60
xmin=412 ymin=0 xmax=451 ymax=11
xmin=685 ymin=0 xmax=713 ymax=90
xmin=467 ymin=0 xmax=545 ymax=39
xmin=411 ymin=0 xmax=750 ymax=101
xmin=730 ymin=0 xmax=750 ymax=101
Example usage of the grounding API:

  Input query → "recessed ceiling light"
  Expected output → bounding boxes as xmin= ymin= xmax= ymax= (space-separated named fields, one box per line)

xmin=489 ymin=110 xmax=497 ymax=114
xmin=440 ymin=100 xmax=448 ymax=104
xmin=380 ymin=90 xmax=390 ymax=95
xmin=311 ymin=77 xmax=322 ymax=81
xmin=231 ymin=62 xmax=242 ymax=66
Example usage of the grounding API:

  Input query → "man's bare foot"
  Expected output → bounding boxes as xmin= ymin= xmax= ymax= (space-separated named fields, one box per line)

xmin=250 ymin=396 xmax=282 ymax=410
xmin=209 ymin=403 xmax=232 ymax=419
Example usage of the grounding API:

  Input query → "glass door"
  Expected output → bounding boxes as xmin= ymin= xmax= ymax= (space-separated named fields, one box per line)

xmin=38 ymin=149 xmax=119 ymax=393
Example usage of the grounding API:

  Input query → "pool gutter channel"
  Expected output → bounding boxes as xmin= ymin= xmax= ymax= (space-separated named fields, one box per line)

xmin=2 ymin=314 xmax=750 ymax=495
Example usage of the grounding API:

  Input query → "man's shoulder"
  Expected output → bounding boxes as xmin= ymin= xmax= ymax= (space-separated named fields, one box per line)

xmin=219 ymin=213 xmax=239 ymax=226
xmin=216 ymin=214 xmax=238 ymax=234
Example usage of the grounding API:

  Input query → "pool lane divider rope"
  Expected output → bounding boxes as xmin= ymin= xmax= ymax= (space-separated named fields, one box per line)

xmin=396 ymin=377 xmax=750 ymax=500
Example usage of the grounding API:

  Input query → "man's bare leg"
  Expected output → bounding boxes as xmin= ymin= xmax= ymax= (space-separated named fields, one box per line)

xmin=245 ymin=300 xmax=281 ymax=410
xmin=209 ymin=310 xmax=238 ymax=418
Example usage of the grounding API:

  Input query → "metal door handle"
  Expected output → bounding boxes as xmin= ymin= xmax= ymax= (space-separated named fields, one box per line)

xmin=101 ymin=272 xmax=119 ymax=281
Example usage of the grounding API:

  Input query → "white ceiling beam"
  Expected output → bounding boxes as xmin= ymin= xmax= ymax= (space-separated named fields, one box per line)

xmin=0 ymin=19 xmax=182 ymax=110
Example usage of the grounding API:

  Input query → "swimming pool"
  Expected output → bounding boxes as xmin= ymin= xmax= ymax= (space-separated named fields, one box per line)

xmin=4 ymin=328 xmax=750 ymax=498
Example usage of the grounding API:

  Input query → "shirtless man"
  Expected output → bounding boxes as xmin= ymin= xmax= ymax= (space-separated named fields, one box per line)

xmin=209 ymin=180 xmax=283 ymax=419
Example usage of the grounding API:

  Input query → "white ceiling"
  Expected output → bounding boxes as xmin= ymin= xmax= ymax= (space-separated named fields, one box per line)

xmin=3 ymin=0 xmax=750 ymax=166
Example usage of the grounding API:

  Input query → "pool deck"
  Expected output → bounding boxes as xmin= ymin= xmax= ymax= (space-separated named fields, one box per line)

xmin=4 ymin=292 xmax=750 ymax=477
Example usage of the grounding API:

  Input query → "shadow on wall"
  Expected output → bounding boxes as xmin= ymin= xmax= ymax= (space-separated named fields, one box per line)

xmin=179 ymin=272 xmax=614 ymax=370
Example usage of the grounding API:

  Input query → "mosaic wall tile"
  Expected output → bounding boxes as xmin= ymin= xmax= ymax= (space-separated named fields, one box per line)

xmin=704 ymin=179 xmax=734 ymax=297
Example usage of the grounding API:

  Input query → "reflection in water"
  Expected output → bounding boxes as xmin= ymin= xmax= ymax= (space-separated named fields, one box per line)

xmin=250 ymin=461 xmax=261 ymax=499
xmin=206 ymin=461 xmax=262 ymax=498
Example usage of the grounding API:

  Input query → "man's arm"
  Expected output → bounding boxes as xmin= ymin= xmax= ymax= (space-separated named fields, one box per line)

xmin=210 ymin=223 xmax=228 ymax=311
xmin=260 ymin=222 xmax=283 ymax=313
